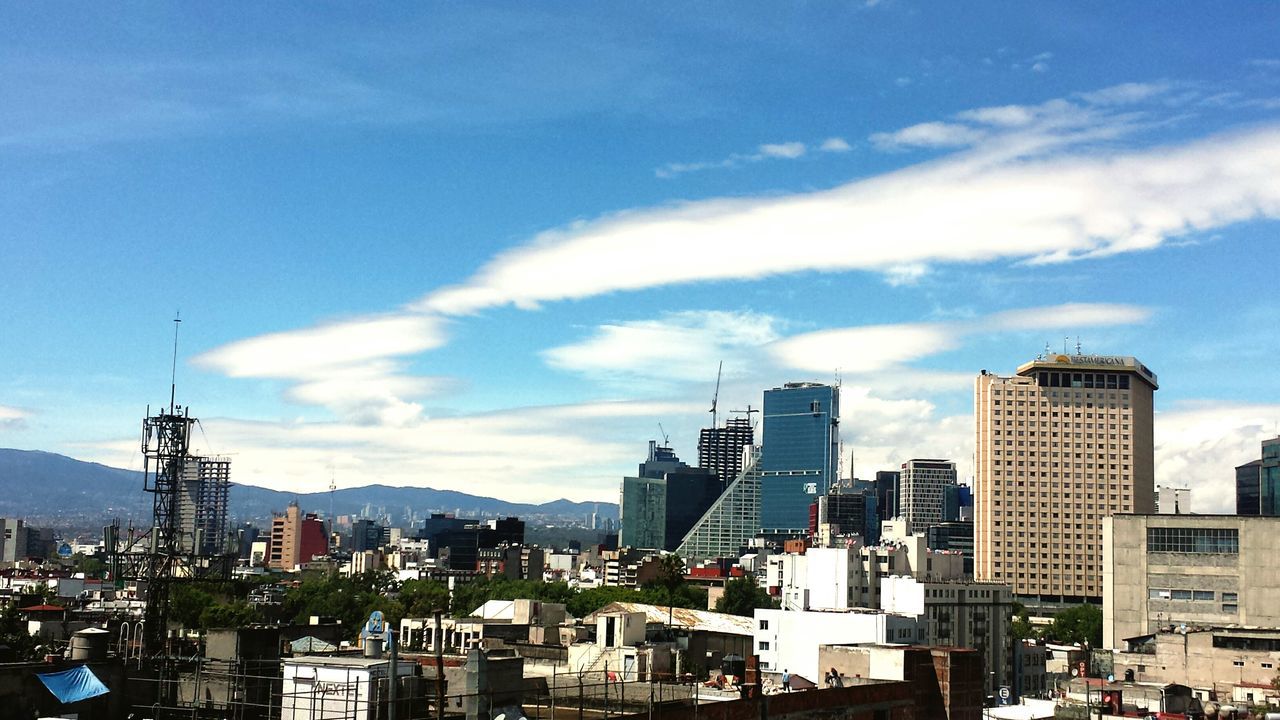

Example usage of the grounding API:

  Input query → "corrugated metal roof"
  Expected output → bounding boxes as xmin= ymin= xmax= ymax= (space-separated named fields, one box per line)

xmin=585 ymin=602 xmax=755 ymax=637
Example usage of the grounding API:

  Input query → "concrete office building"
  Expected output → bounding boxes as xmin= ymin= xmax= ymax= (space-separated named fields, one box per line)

xmin=899 ymin=459 xmax=958 ymax=533
xmin=975 ymin=352 xmax=1158 ymax=604
xmin=268 ymin=503 xmax=328 ymax=571
xmin=881 ymin=576 xmax=1014 ymax=694
xmin=1156 ymin=486 xmax=1191 ymax=514
xmin=1103 ymin=514 xmax=1280 ymax=649
xmin=175 ymin=456 xmax=231 ymax=557
xmin=760 ymin=382 xmax=840 ymax=534
xmin=1235 ymin=436 xmax=1280 ymax=515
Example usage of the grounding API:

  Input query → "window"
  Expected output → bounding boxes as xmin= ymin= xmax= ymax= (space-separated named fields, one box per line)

xmin=1193 ymin=590 xmax=1215 ymax=602
xmin=1223 ymin=592 xmax=1238 ymax=602
xmin=1233 ymin=660 xmax=1245 ymax=667
xmin=1147 ymin=527 xmax=1239 ymax=554
xmin=758 ymin=641 xmax=770 ymax=650
xmin=759 ymin=619 xmax=769 ymax=630
xmin=1224 ymin=604 xmax=1239 ymax=613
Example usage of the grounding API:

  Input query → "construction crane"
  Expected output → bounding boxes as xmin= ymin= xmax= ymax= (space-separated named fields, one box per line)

xmin=730 ymin=404 xmax=760 ymax=429
xmin=709 ymin=361 xmax=723 ymax=430
xmin=658 ymin=423 xmax=670 ymax=448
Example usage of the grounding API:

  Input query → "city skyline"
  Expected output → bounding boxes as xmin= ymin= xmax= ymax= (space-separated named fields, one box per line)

xmin=3 ymin=5 xmax=1280 ymax=506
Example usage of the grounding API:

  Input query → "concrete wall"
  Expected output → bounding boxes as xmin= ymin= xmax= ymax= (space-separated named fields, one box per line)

xmin=754 ymin=608 xmax=920 ymax=681
xmin=613 ymin=678 xmax=915 ymax=720
xmin=1104 ymin=514 xmax=1280 ymax=648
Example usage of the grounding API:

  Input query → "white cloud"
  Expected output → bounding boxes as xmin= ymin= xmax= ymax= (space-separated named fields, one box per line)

xmin=760 ymin=142 xmax=807 ymax=159
xmin=542 ymin=310 xmax=781 ymax=383
xmin=956 ymin=105 xmax=1037 ymax=127
xmin=820 ymin=137 xmax=853 ymax=153
xmin=1154 ymin=403 xmax=1280 ymax=513
xmin=773 ymin=323 xmax=952 ymax=374
xmin=656 ymin=140 xmax=816 ymax=178
xmin=1078 ymin=81 xmax=1171 ymax=106
xmin=883 ymin=263 xmax=929 ymax=286
xmin=771 ymin=302 xmax=1152 ymax=374
xmin=194 ymin=313 xmax=450 ymax=425
xmin=0 ymin=405 xmax=29 ymax=430
xmin=79 ymin=399 xmax=706 ymax=502
xmin=870 ymin=122 xmax=986 ymax=151
xmin=194 ymin=314 xmax=447 ymax=379
xmin=838 ymin=386 xmax=974 ymax=481
xmin=421 ymin=92 xmax=1280 ymax=315
xmin=985 ymin=303 xmax=1153 ymax=331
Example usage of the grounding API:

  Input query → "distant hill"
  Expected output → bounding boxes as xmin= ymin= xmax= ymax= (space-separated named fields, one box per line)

xmin=0 ymin=448 xmax=618 ymax=530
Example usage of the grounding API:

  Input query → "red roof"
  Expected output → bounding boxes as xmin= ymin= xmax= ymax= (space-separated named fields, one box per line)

xmin=18 ymin=604 xmax=66 ymax=613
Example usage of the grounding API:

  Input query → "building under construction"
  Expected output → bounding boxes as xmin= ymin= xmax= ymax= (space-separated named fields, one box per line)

xmin=696 ymin=416 xmax=754 ymax=488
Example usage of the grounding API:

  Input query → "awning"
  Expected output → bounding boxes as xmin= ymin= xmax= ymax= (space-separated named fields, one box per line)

xmin=36 ymin=665 xmax=109 ymax=704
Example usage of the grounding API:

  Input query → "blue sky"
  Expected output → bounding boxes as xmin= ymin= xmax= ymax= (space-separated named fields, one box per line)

xmin=3 ymin=3 xmax=1280 ymax=510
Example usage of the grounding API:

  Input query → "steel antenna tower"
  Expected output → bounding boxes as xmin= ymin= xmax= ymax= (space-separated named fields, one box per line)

xmin=136 ymin=314 xmax=193 ymax=656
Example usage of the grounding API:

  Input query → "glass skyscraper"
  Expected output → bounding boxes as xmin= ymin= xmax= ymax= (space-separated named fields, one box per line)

xmin=759 ymin=382 xmax=840 ymax=533
xmin=1236 ymin=437 xmax=1280 ymax=516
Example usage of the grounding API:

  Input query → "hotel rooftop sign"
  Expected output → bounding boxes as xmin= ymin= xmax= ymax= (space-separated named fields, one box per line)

xmin=1018 ymin=353 xmax=1158 ymax=389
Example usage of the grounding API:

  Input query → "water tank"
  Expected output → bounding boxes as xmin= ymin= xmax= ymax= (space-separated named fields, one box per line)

xmin=363 ymin=635 xmax=384 ymax=659
xmin=70 ymin=628 xmax=110 ymax=661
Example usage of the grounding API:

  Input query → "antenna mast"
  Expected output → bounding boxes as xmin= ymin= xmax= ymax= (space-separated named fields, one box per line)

xmin=709 ymin=361 xmax=723 ymax=430
xmin=170 ymin=311 xmax=181 ymax=413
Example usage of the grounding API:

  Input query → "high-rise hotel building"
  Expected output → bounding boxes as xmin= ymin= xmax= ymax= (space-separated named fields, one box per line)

xmin=975 ymin=353 xmax=1157 ymax=603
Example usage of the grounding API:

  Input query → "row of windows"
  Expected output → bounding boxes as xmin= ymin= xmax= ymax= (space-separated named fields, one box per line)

xmin=1147 ymin=527 xmax=1239 ymax=554
xmin=1031 ymin=371 xmax=1132 ymax=389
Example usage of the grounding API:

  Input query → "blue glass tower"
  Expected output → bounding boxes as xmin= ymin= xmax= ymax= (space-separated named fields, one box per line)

xmin=759 ymin=382 xmax=840 ymax=532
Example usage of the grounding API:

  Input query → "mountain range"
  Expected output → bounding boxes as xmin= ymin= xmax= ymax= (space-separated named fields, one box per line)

xmin=0 ymin=448 xmax=618 ymax=531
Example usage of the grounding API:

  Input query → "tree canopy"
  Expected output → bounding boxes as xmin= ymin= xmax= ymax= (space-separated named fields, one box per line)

xmin=1042 ymin=603 xmax=1102 ymax=647
xmin=714 ymin=576 xmax=775 ymax=617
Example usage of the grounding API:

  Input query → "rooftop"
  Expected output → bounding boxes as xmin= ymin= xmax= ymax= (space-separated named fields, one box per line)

xmin=584 ymin=602 xmax=755 ymax=637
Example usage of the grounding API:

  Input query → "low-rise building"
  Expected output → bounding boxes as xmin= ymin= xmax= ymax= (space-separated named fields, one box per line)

xmin=1113 ymin=627 xmax=1280 ymax=703
xmin=820 ymin=643 xmax=984 ymax=720
xmin=1103 ymin=514 xmax=1280 ymax=648
xmin=880 ymin=575 xmax=1014 ymax=695
xmin=753 ymin=607 xmax=922 ymax=683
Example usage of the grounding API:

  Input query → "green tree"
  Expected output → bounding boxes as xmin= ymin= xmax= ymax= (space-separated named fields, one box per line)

xmin=0 ymin=605 xmax=40 ymax=661
xmin=1043 ymin=604 xmax=1102 ymax=647
xmin=168 ymin=584 xmax=215 ymax=629
xmin=71 ymin=553 xmax=107 ymax=578
xmin=199 ymin=601 xmax=259 ymax=629
xmin=714 ymin=576 xmax=775 ymax=617
xmin=1011 ymin=601 xmax=1037 ymax=641
xmin=281 ymin=571 xmax=401 ymax=635
xmin=399 ymin=579 xmax=451 ymax=617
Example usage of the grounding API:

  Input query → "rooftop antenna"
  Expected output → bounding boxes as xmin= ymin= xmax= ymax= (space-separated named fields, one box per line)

xmin=1076 ymin=336 xmax=1082 ymax=355
xmin=1043 ymin=341 xmax=1051 ymax=360
xmin=709 ymin=361 xmax=723 ymax=430
xmin=329 ymin=464 xmax=337 ymax=521
xmin=169 ymin=311 xmax=181 ymax=413
xmin=1063 ymin=336 xmax=1069 ymax=355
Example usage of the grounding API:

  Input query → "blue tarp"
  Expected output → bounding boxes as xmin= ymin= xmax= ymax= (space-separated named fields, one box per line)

xmin=36 ymin=665 xmax=109 ymax=704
